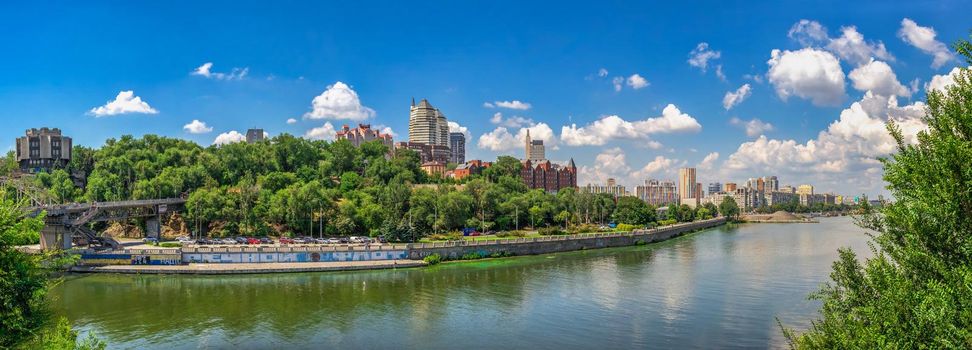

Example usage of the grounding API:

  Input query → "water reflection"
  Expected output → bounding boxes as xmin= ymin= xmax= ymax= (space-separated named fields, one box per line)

xmin=52 ymin=217 xmax=871 ymax=349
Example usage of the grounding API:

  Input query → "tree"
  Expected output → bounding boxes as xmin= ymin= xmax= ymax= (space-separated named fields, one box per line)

xmin=786 ymin=38 xmax=972 ymax=347
xmin=718 ymin=196 xmax=740 ymax=220
xmin=613 ymin=196 xmax=651 ymax=225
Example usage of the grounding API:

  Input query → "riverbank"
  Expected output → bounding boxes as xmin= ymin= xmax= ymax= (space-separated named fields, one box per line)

xmin=70 ymin=259 xmax=426 ymax=274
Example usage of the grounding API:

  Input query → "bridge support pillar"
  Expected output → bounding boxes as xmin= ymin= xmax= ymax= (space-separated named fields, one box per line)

xmin=39 ymin=225 xmax=72 ymax=250
xmin=146 ymin=215 xmax=161 ymax=239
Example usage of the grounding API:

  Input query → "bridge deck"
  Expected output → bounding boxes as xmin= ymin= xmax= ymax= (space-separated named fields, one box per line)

xmin=27 ymin=198 xmax=186 ymax=215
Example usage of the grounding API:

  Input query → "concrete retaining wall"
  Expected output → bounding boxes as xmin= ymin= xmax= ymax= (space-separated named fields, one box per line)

xmin=408 ymin=217 xmax=726 ymax=260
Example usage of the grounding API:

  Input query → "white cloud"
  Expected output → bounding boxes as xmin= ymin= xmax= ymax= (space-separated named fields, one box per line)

xmin=688 ymin=42 xmax=721 ymax=72
xmin=723 ymin=84 xmax=752 ymax=110
xmin=925 ymin=66 xmax=970 ymax=93
xmin=848 ymin=59 xmax=910 ymax=97
xmin=304 ymin=81 xmax=375 ymax=121
xmin=183 ymin=119 xmax=213 ymax=134
xmin=375 ymin=125 xmax=397 ymax=137
xmin=626 ymin=74 xmax=649 ymax=89
xmin=492 ymin=100 xmax=532 ymax=110
xmin=767 ymin=48 xmax=846 ymax=106
xmin=697 ymin=152 xmax=720 ymax=171
xmin=598 ymin=68 xmax=609 ymax=77
xmin=478 ymin=123 xmax=555 ymax=152
xmin=578 ymin=148 xmax=681 ymax=187
xmin=489 ymin=112 xmax=534 ymax=128
xmin=788 ymin=19 xmax=829 ymax=47
xmin=898 ymin=18 xmax=956 ymax=69
xmin=286 ymin=118 xmax=298 ymax=124
xmin=612 ymin=76 xmax=624 ymax=92
xmin=448 ymin=121 xmax=470 ymax=138
xmin=483 ymin=102 xmax=495 ymax=108
xmin=715 ymin=65 xmax=727 ymax=82
xmin=304 ymin=122 xmax=337 ymax=140
xmin=730 ymin=117 xmax=774 ymax=137
xmin=827 ymin=26 xmax=894 ymax=66
xmin=213 ymin=131 xmax=246 ymax=145
xmin=88 ymin=90 xmax=159 ymax=117
xmin=723 ymin=91 xmax=927 ymax=194
xmin=788 ymin=20 xmax=894 ymax=67
xmin=632 ymin=156 xmax=681 ymax=181
xmin=560 ymin=104 xmax=701 ymax=146
xmin=191 ymin=62 xmax=248 ymax=80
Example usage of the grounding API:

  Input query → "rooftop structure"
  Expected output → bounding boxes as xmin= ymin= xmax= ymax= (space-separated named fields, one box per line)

xmin=15 ymin=127 xmax=72 ymax=173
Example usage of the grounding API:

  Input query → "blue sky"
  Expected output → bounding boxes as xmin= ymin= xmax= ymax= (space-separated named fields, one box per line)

xmin=1 ymin=0 xmax=969 ymax=196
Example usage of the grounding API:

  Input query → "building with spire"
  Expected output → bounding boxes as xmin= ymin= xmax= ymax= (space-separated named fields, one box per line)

xmin=524 ymin=129 xmax=545 ymax=162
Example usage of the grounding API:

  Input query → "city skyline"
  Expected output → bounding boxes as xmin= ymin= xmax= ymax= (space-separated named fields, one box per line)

xmin=1 ymin=1 xmax=969 ymax=197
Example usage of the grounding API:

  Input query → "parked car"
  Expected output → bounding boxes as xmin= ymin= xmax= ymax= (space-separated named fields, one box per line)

xmin=260 ymin=237 xmax=273 ymax=244
xmin=195 ymin=238 xmax=210 ymax=245
xmin=324 ymin=238 xmax=341 ymax=244
xmin=313 ymin=238 xmax=328 ymax=244
xmin=279 ymin=237 xmax=295 ymax=244
xmin=295 ymin=237 xmax=313 ymax=244
xmin=221 ymin=238 xmax=237 ymax=245
xmin=339 ymin=237 xmax=350 ymax=244
xmin=246 ymin=237 xmax=261 ymax=245
xmin=177 ymin=236 xmax=194 ymax=244
xmin=143 ymin=237 xmax=159 ymax=244
xmin=235 ymin=237 xmax=248 ymax=244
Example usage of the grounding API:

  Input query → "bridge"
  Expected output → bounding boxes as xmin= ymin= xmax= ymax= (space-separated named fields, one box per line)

xmin=27 ymin=198 xmax=186 ymax=250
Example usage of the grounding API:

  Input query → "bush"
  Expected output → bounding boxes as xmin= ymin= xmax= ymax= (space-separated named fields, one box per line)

xmin=496 ymin=230 xmax=526 ymax=238
xmin=615 ymin=223 xmax=639 ymax=232
xmin=570 ymin=224 xmax=598 ymax=234
xmin=460 ymin=251 xmax=485 ymax=260
xmin=489 ymin=251 xmax=514 ymax=258
xmin=423 ymin=254 xmax=442 ymax=265
xmin=657 ymin=219 xmax=677 ymax=226
xmin=158 ymin=242 xmax=181 ymax=248
xmin=538 ymin=227 xmax=566 ymax=236
xmin=427 ymin=231 xmax=462 ymax=241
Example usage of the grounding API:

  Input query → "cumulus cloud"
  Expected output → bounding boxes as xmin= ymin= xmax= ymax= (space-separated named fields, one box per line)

xmin=304 ymin=122 xmax=337 ymax=140
xmin=483 ymin=102 xmax=495 ymax=108
xmin=560 ymin=104 xmax=701 ymax=146
xmin=925 ymin=66 xmax=970 ymax=93
xmin=578 ymin=148 xmax=680 ymax=187
xmin=183 ymin=119 xmax=213 ymax=134
xmin=898 ymin=18 xmax=956 ymax=69
xmin=730 ymin=117 xmax=774 ymax=137
xmin=478 ymin=123 xmax=555 ymax=152
xmin=688 ymin=42 xmax=721 ymax=72
xmin=213 ymin=131 xmax=246 ymax=145
xmin=723 ymin=84 xmax=752 ymax=110
xmin=489 ymin=112 xmax=533 ymax=128
xmin=490 ymin=100 xmax=532 ymax=110
xmin=598 ymin=68 xmax=609 ymax=77
xmin=697 ymin=152 xmax=720 ymax=171
xmin=191 ymin=62 xmax=249 ymax=80
xmin=448 ymin=121 xmax=470 ymax=138
xmin=767 ymin=48 xmax=846 ymax=106
xmin=88 ymin=90 xmax=159 ymax=117
xmin=787 ymin=20 xmax=893 ymax=67
xmin=612 ymin=76 xmax=624 ymax=92
xmin=848 ymin=59 xmax=911 ymax=97
xmin=286 ymin=118 xmax=298 ymax=124
xmin=723 ymin=91 xmax=927 ymax=194
xmin=626 ymin=74 xmax=649 ymax=89
xmin=304 ymin=81 xmax=375 ymax=121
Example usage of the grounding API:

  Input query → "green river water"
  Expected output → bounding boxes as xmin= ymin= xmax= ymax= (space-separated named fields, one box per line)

xmin=50 ymin=216 xmax=871 ymax=349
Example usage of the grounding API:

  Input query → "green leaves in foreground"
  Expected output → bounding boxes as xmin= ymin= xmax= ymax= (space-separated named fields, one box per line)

xmin=787 ymin=35 xmax=972 ymax=348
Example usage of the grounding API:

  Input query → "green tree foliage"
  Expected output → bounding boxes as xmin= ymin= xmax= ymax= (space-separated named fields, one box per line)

xmin=787 ymin=39 xmax=972 ymax=348
xmin=718 ymin=196 xmax=740 ymax=220
xmin=613 ymin=196 xmax=654 ymax=225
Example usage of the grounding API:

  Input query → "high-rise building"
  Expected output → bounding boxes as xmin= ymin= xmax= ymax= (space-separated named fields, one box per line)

xmin=764 ymin=176 xmax=779 ymax=192
xmin=524 ymin=129 xmax=545 ymax=162
xmin=335 ymin=124 xmax=394 ymax=151
xmin=724 ymin=182 xmax=738 ymax=192
xmin=246 ymin=128 xmax=265 ymax=143
xmin=780 ymin=185 xmax=795 ymax=194
xmin=449 ymin=132 xmax=466 ymax=164
xmin=678 ymin=167 xmax=698 ymax=206
xmin=582 ymin=179 xmax=626 ymax=198
xmin=796 ymin=184 xmax=814 ymax=195
xmin=636 ymin=179 xmax=678 ymax=206
xmin=707 ymin=182 xmax=722 ymax=196
xmin=408 ymin=98 xmax=450 ymax=147
xmin=16 ymin=128 xmax=72 ymax=172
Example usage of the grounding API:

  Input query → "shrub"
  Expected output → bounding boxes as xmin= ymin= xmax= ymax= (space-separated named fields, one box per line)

xmin=496 ymin=230 xmax=526 ymax=238
xmin=538 ymin=227 xmax=566 ymax=236
xmin=159 ymin=242 xmax=181 ymax=248
xmin=460 ymin=251 xmax=485 ymax=260
xmin=427 ymin=231 xmax=462 ymax=241
xmin=657 ymin=219 xmax=678 ymax=226
xmin=570 ymin=224 xmax=598 ymax=234
xmin=423 ymin=254 xmax=442 ymax=265
xmin=615 ymin=223 xmax=639 ymax=232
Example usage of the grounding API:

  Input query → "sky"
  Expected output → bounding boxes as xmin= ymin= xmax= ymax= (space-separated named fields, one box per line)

xmin=1 ymin=0 xmax=970 ymax=197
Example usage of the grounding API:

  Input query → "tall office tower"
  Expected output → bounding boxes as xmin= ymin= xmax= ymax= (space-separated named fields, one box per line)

xmin=246 ymin=128 xmax=265 ymax=143
xmin=408 ymin=98 xmax=450 ymax=147
xmin=724 ymin=182 xmax=737 ymax=192
xmin=449 ymin=132 xmax=466 ymax=164
xmin=708 ymin=182 xmax=722 ymax=195
xmin=636 ymin=179 xmax=678 ymax=206
xmin=607 ymin=178 xmax=616 ymax=187
xmin=524 ymin=129 xmax=545 ymax=162
xmin=678 ymin=167 xmax=697 ymax=204
xmin=16 ymin=127 xmax=72 ymax=172
xmin=763 ymin=176 xmax=779 ymax=192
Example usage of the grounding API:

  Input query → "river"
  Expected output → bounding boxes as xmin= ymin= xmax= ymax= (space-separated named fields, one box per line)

xmin=50 ymin=216 xmax=872 ymax=349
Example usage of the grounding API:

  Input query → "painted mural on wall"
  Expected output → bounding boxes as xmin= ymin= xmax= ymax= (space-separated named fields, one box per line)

xmin=182 ymin=250 xmax=408 ymax=263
